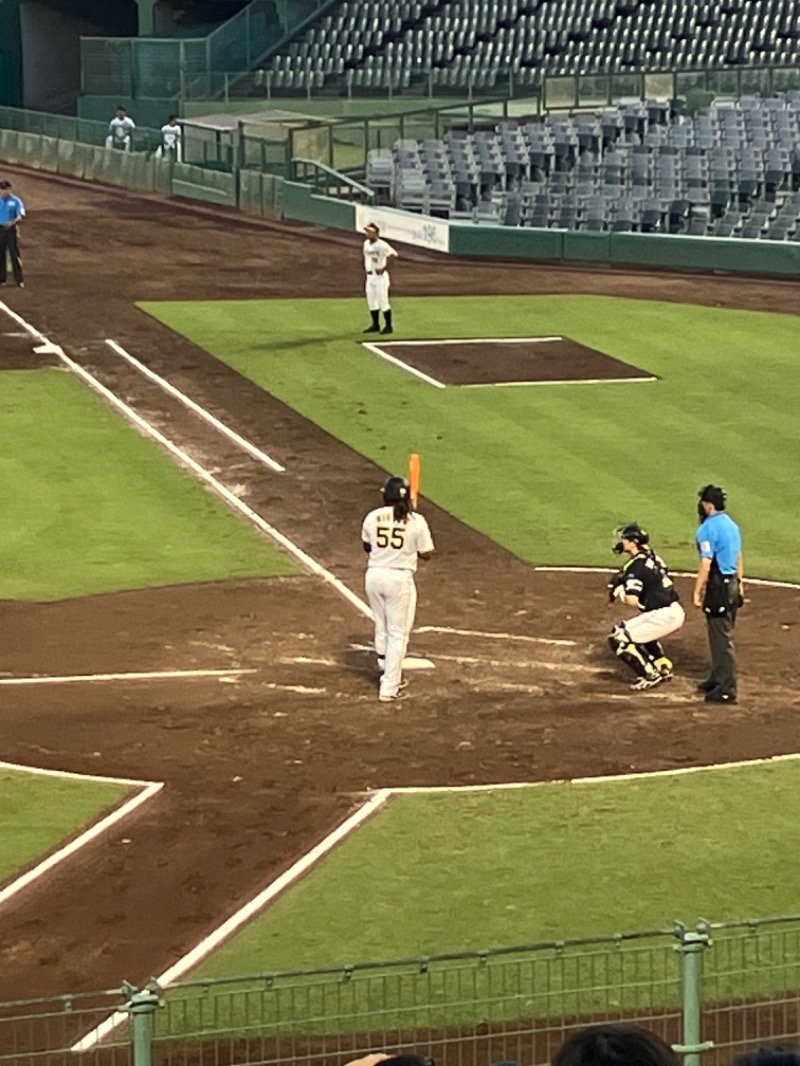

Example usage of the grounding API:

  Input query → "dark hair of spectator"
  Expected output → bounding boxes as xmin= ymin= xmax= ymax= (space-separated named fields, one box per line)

xmin=733 ymin=1049 xmax=800 ymax=1066
xmin=552 ymin=1025 xmax=680 ymax=1066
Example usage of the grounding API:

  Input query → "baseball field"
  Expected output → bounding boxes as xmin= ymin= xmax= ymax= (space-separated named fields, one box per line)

xmin=1 ymin=168 xmax=800 ymax=1063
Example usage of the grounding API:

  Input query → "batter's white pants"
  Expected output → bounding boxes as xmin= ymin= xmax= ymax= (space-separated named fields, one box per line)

xmin=366 ymin=273 xmax=391 ymax=312
xmin=624 ymin=602 xmax=685 ymax=644
xmin=365 ymin=567 xmax=417 ymax=698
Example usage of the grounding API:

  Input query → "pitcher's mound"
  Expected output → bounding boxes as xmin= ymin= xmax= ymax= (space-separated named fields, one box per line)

xmin=366 ymin=336 xmax=655 ymax=387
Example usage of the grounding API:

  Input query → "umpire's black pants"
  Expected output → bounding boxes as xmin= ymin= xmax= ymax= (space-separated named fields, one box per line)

xmin=706 ymin=597 xmax=739 ymax=698
xmin=0 ymin=227 xmax=23 ymax=285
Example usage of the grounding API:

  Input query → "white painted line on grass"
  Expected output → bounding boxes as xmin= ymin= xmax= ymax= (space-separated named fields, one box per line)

xmin=65 ymin=748 xmax=800 ymax=1051
xmin=387 ymin=751 xmax=800 ymax=793
xmin=460 ymin=376 xmax=656 ymax=388
xmin=416 ymin=625 xmax=577 ymax=647
xmin=70 ymin=788 xmax=393 ymax=1052
xmin=0 ymin=303 xmax=372 ymax=623
xmin=0 ymin=668 xmax=255 ymax=687
xmin=105 ymin=339 xmax=285 ymax=473
xmin=378 ymin=337 xmax=564 ymax=346
xmin=0 ymin=760 xmax=158 ymax=789
xmin=362 ymin=342 xmax=446 ymax=388
xmin=0 ymin=763 xmax=163 ymax=908
xmin=535 ymin=565 xmax=800 ymax=590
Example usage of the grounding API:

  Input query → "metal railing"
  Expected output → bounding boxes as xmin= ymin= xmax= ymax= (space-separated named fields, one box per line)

xmin=5 ymin=916 xmax=800 ymax=1066
xmin=0 ymin=104 xmax=163 ymax=152
xmin=177 ymin=63 xmax=800 ymax=108
xmin=292 ymin=158 xmax=375 ymax=202
xmin=79 ymin=0 xmax=327 ymax=101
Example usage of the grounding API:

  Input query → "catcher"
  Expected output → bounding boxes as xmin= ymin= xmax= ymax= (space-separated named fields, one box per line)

xmin=607 ymin=523 xmax=685 ymax=690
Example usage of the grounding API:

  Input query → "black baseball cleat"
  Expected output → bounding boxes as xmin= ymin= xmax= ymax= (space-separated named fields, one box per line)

xmin=705 ymin=689 xmax=737 ymax=703
xmin=380 ymin=325 xmax=393 ymax=334
xmin=363 ymin=324 xmax=380 ymax=333
xmin=696 ymin=678 xmax=717 ymax=692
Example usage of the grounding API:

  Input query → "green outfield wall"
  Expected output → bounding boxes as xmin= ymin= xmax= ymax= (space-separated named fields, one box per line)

xmin=3 ymin=112 xmax=800 ymax=274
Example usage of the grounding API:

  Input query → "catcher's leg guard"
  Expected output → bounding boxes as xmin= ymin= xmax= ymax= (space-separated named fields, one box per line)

xmin=609 ymin=626 xmax=656 ymax=679
xmin=642 ymin=640 xmax=673 ymax=677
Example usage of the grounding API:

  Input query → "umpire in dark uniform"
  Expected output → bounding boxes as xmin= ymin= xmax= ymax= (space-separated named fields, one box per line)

xmin=693 ymin=484 xmax=744 ymax=704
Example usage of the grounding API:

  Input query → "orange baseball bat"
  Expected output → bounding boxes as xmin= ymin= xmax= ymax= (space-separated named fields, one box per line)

xmin=409 ymin=453 xmax=421 ymax=509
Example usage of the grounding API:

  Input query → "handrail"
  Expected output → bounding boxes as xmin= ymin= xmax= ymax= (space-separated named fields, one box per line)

xmin=292 ymin=157 xmax=375 ymax=201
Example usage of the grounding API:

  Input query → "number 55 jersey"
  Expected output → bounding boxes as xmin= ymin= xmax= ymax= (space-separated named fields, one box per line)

xmin=361 ymin=507 xmax=435 ymax=571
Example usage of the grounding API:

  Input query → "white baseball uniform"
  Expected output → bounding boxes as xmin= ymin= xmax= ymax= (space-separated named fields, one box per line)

xmin=361 ymin=507 xmax=434 ymax=699
xmin=363 ymin=237 xmax=396 ymax=312
xmin=108 ymin=115 xmax=135 ymax=150
xmin=161 ymin=122 xmax=181 ymax=157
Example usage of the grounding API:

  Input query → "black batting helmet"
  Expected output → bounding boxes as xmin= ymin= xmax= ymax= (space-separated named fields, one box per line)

xmin=383 ymin=476 xmax=410 ymax=503
xmin=613 ymin=522 xmax=650 ymax=554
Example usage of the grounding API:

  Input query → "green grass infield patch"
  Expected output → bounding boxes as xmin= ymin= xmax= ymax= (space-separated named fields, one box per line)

xmin=143 ymin=294 xmax=800 ymax=581
xmin=0 ymin=371 xmax=297 ymax=600
xmin=155 ymin=759 xmax=800 ymax=1039
xmin=0 ymin=768 xmax=132 ymax=884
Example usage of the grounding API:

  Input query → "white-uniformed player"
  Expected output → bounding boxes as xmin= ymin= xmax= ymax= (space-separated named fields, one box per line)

xmin=361 ymin=476 xmax=435 ymax=702
xmin=160 ymin=115 xmax=182 ymax=159
xmin=107 ymin=106 xmax=135 ymax=151
xmin=362 ymin=223 xmax=397 ymax=335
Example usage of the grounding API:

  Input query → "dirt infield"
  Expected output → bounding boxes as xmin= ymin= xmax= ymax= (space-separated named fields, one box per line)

xmin=374 ymin=337 xmax=654 ymax=385
xmin=1 ymin=168 xmax=800 ymax=1004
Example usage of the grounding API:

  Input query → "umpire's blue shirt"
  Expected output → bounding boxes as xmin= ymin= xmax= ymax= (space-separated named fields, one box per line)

xmin=696 ymin=513 xmax=742 ymax=575
xmin=0 ymin=195 xmax=25 ymax=224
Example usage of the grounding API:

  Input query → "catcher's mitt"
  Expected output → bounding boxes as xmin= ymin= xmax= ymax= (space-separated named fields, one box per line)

xmin=607 ymin=571 xmax=626 ymax=603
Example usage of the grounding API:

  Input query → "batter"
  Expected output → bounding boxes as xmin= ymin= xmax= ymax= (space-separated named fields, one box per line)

xmin=361 ymin=476 xmax=434 ymax=702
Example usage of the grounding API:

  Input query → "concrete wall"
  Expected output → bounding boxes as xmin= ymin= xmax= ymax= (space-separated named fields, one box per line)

xmin=20 ymin=2 xmax=111 ymax=111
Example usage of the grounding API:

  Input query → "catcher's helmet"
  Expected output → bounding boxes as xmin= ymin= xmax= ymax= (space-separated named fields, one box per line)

xmin=613 ymin=522 xmax=649 ymax=554
xmin=383 ymin=476 xmax=410 ymax=503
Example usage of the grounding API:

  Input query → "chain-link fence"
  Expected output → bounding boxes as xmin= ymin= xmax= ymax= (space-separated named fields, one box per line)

xmin=4 ymin=918 xmax=800 ymax=1066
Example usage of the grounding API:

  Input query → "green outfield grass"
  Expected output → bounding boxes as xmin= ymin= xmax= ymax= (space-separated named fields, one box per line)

xmin=154 ymin=759 xmax=800 ymax=1038
xmin=194 ymin=759 xmax=800 ymax=977
xmin=0 ymin=371 xmax=298 ymax=600
xmin=142 ymin=294 xmax=800 ymax=581
xmin=0 ymin=768 xmax=132 ymax=884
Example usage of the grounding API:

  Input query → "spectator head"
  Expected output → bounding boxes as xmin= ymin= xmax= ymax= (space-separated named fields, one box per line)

xmin=734 ymin=1049 xmax=800 ymax=1066
xmin=168 ymin=114 xmax=179 ymax=124
xmin=116 ymin=106 xmax=127 ymax=117
xmin=0 ymin=180 xmax=11 ymax=195
xmin=553 ymin=1025 xmax=679 ymax=1066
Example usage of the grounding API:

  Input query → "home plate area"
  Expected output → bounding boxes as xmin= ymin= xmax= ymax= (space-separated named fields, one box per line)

xmin=368 ymin=336 xmax=656 ymax=387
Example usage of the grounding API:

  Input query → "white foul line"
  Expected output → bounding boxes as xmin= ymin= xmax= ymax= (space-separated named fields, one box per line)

xmin=416 ymin=625 xmax=576 ymax=647
xmin=535 ymin=565 xmax=800 ymax=590
xmin=0 ymin=302 xmax=372 ymax=622
xmin=105 ymin=339 xmax=285 ymax=473
xmin=0 ymin=761 xmax=163 ymax=908
xmin=362 ymin=342 xmax=446 ymax=388
xmin=70 ymin=788 xmax=393 ymax=1052
xmin=0 ymin=668 xmax=255 ymax=687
